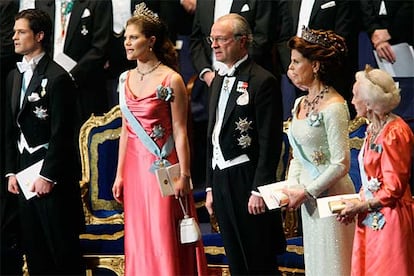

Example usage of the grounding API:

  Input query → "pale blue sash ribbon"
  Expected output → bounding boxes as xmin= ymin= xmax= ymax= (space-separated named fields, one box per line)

xmin=288 ymin=127 xmax=321 ymax=180
xmin=118 ymin=71 xmax=174 ymax=172
xmin=358 ymin=140 xmax=385 ymax=230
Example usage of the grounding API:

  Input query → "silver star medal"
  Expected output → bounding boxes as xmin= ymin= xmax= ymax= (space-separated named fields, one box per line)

xmin=81 ymin=25 xmax=88 ymax=36
xmin=40 ymin=78 xmax=48 ymax=97
xmin=235 ymin=117 xmax=252 ymax=133
xmin=150 ymin=124 xmax=165 ymax=140
xmin=237 ymin=134 xmax=252 ymax=149
xmin=33 ymin=106 xmax=48 ymax=120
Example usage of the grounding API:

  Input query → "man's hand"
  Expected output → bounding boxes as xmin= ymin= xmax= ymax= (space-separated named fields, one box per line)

xmin=375 ymin=41 xmax=396 ymax=63
xmin=203 ymin=71 xmax=215 ymax=87
xmin=248 ymin=194 xmax=266 ymax=215
xmin=8 ymin=175 xmax=20 ymax=194
xmin=205 ymin=190 xmax=214 ymax=215
xmin=180 ymin=0 xmax=196 ymax=14
xmin=31 ymin=177 xmax=54 ymax=197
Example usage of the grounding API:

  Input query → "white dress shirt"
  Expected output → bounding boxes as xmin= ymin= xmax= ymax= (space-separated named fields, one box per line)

xmin=297 ymin=0 xmax=315 ymax=36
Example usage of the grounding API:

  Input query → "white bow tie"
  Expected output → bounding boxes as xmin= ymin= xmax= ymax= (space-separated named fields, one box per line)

xmin=217 ymin=66 xmax=236 ymax=77
xmin=16 ymin=62 xmax=35 ymax=73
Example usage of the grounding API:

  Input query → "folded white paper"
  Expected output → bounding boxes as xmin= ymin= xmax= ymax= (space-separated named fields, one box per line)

xmin=155 ymin=163 xmax=193 ymax=197
xmin=54 ymin=52 xmax=77 ymax=73
xmin=15 ymin=160 xmax=44 ymax=200
xmin=257 ymin=180 xmax=299 ymax=210
xmin=317 ymin=194 xmax=360 ymax=218
xmin=374 ymin=43 xmax=414 ymax=77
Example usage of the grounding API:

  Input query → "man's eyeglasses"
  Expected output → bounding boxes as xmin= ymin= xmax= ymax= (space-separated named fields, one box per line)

xmin=206 ymin=34 xmax=243 ymax=45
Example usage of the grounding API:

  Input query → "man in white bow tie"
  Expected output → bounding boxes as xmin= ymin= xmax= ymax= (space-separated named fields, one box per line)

xmin=5 ymin=8 xmax=84 ymax=275
xmin=205 ymin=13 xmax=286 ymax=275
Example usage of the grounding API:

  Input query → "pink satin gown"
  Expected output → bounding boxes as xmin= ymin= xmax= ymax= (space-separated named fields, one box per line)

xmin=352 ymin=117 xmax=414 ymax=276
xmin=122 ymin=71 xmax=207 ymax=276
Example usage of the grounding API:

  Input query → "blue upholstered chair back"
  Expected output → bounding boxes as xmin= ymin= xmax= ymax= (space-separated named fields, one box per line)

xmin=79 ymin=105 xmax=124 ymax=224
xmin=348 ymin=117 xmax=369 ymax=192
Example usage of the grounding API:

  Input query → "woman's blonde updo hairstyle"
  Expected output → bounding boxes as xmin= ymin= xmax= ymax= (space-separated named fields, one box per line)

xmin=355 ymin=65 xmax=400 ymax=114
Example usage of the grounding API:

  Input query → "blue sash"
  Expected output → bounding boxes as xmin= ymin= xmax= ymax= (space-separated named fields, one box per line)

xmin=358 ymin=140 xmax=385 ymax=230
xmin=288 ymin=126 xmax=321 ymax=180
xmin=118 ymin=71 xmax=174 ymax=172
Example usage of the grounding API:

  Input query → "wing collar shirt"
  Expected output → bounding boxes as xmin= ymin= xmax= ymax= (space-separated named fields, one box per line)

xmin=17 ymin=53 xmax=50 ymax=155
xmin=212 ymin=55 xmax=250 ymax=170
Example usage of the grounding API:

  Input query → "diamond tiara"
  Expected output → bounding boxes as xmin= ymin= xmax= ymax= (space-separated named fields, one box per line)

xmin=133 ymin=3 xmax=160 ymax=24
xmin=301 ymin=26 xmax=331 ymax=48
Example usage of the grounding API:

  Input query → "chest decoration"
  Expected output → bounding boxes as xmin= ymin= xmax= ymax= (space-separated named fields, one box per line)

xmin=28 ymin=92 xmax=41 ymax=102
xmin=238 ymin=134 xmax=252 ymax=149
xmin=235 ymin=117 xmax=252 ymax=149
xmin=81 ymin=25 xmax=89 ymax=36
xmin=367 ymin=177 xmax=381 ymax=192
xmin=40 ymin=78 xmax=48 ymax=97
xmin=236 ymin=81 xmax=249 ymax=105
xmin=156 ymin=85 xmax=174 ymax=102
xmin=150 ymin=124 xmax=165 ymax=140
xmin=33 ymin=106 xmax=48 ymax=120
xmin=311 ymin=148 xmax=326 ymax=165
xmin=235 ymin=117 xmax=252 ymax=133
xmin=306 ymin=111 xmax=323 ymax=127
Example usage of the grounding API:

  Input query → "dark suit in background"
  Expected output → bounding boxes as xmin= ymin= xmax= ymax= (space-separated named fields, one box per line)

xmin=0 ymin=2 xmax=23 ymax=274
xmin=5 ymin=52 xmax=84 ymax=274
xmin=36 ymin=0 xmax=113 ymax=123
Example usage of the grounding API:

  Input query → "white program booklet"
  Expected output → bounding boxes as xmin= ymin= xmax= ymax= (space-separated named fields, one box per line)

xmin=54 ymin=52 xmax=77 ymax=73
xmin=317 ymin=194 xmax=360 ymax=218
xmin=15 ymin=159 xmax=44 ymax=200
xmin=374 ymin=42 xmax=414 ymax=77
xmin=155 ymin=163 xmax=193 ymax=197
xmin=257 ymin=180 xmax=300 ymax=210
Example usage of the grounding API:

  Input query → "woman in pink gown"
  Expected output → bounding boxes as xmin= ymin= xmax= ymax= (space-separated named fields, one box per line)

xmin=112 ymin=3 xmax=207 ymax=276
xmin=338 ymin=66 xmax=414 ymax=276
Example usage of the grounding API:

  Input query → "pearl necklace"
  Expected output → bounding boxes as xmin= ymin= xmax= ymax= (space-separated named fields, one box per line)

xmin=369 ymin=114 xmax=389 ymax=148
xmin=136 ymin=61 xmax=161 ymax=81
xmin=303 ymin=86 xmax=329 ymax=116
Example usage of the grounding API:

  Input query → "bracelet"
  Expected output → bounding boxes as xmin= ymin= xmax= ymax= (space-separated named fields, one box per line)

xmin=180 ymin=173 xmax=191 ymax=179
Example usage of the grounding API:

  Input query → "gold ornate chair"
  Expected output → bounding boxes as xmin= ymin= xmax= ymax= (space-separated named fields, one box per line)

xmin=78 ymin=105 xmax=125 ymax=276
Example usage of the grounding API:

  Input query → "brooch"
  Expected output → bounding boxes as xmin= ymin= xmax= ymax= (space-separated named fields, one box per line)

xmin=81 ymin=25 xmax=89 ymax=36
xmin=156 ymin=85 xmax=174 ymax=102
xmin=237 ymin=134 xmax=252 ymax=149
xmin=367 ymin=177 xmax=381 ymax=192
xmin=28 ymin=92 xmax=41 ymax=102
xmin=311 ymin=148 xmax=326 ymax=165
xmin=307 ymin=111 xmax=323 ymax=127
xmin=40 ymin=78 xmax=48 ymax=97
xmin=33 ymin=106 xmax=48 ymax=120
xmin=235 ymin=117 xmax=252 ymax=133
xmin=150 ymin=124 xmax=165 ymax=140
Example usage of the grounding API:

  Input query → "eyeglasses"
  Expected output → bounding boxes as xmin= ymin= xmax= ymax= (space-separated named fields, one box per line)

xmin=206 ymin=34 xmax=243 ymax=45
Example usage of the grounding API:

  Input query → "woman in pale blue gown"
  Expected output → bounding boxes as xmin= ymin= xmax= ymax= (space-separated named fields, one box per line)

xmin=283 ymin=28 xmax=356 ymax=276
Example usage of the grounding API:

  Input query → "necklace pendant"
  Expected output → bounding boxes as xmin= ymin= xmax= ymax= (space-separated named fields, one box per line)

xmin=140 ymin=75 xmax=144 ymax=81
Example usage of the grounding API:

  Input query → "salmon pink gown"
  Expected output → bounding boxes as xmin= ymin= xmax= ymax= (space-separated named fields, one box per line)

xmin=121 ymin=71 xmax=207 ymax=276
xmin=352 ymin=117 xmax=414 ymax=276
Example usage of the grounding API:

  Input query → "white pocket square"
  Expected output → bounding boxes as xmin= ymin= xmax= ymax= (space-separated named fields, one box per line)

xmin=81 ymin=8 xmax=91 ymax=18
xmin=321 ymin=1 xmax=336 ymax=9
xmin=241 ymin=4 xmax=250 ymax=12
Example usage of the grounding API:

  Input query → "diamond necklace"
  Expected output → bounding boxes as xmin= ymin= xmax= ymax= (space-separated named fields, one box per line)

xmin=303 ymin=86 xmax=329 ymax=116
xmin=136 ymin=61 xmax=161 ymax=81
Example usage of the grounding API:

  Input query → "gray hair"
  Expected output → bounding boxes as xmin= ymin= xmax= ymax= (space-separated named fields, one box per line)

xmin=216 ymin=13 xmax=253 ymax=48
xmin=355 ymin=67 xmax=400 ymax=114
